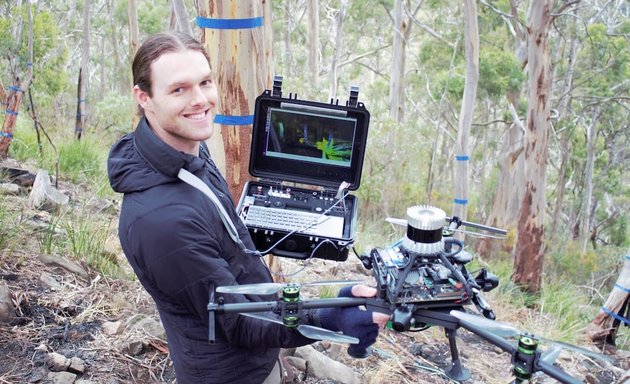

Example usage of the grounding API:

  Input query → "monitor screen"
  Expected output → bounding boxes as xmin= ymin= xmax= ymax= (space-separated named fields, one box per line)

xmin=264 ymin=106 xmax=356 ymax=168
xmin=249 ymin=94 xmax=370 ymax=190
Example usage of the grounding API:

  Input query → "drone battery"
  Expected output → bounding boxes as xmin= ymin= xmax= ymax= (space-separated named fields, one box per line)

xmin=236 ymin=82 xmax=370 ymax=261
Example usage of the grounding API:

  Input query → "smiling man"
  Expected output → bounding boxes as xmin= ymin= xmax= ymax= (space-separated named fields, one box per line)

xmin=107 ymin=31 xmax=388 ymax=384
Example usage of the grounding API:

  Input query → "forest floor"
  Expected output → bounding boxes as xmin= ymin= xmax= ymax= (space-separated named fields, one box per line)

xmin=0 ymin=160 xmax=628 ymax=384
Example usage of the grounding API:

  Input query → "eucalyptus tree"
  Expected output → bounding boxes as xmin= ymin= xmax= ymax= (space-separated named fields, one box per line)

xmin=0 ymin=1 xmax=59 ymax=157
xmin=451 ymin=0 xmax=479 ymax=235
xmin=196 ymin=0 xmax=274 ymax=200
xmin=75 ymin=0 xmax=90 ymax=140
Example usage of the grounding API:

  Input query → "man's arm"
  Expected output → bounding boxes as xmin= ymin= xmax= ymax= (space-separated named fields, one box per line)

xmin=128 ymin=203 xmax=314 ymax=348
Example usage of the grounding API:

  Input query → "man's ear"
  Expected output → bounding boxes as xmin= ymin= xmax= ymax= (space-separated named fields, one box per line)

xmin=133 ymin=85 xmax=151 ymax=111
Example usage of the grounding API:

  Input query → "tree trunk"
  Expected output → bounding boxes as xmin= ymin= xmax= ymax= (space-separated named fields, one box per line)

xmin=128 ymin=0 xmax=139 ymax=129
xmin=452 ymin=0 xmax=479 ymax=238
xmin=549 ymin=35 xmax=578 ymax=246
xmin=75 ymin=68 xmax=84 ymax=140
xmin=0 ymin=85 xmax=24 ymax=158
xmin=477 ymin=0 xmax=528 ymax=256
xmin=199 ymin=0 xmax=272 ymax=201
xmin=77 ymin=0 xmax=90 ymax=140
xmin=586 ymin=250 xmax=630 ymax=349
xmin=389 ymin=0 xmax=406 ymax=122
xmin=328 ymin=0 xmax=348 ymax=100
xmin=106 ymin=0 xmax=125 ymax=93
xmin=512 ymin=0 xmax=553 ymax=294
xmin=128 ymin=0 xmax=139 ymax=62
xmin=307 ymin=0 xmax=319 ymax=87
xmin=579 ymin=107 xmax=603 ymax=253
xmin=283 ymin=0 xmax=293 ymax=77
xmin=170 ymin=0 xmax=193 ymax=36
xmin=0 ymin=0 xmax=34 ymax=158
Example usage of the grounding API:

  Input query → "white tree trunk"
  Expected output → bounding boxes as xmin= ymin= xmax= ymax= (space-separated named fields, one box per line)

xmin=586 ymin=249 xmax=630 ymax=348
xmin=389 ymin=0 xmax=406 ymax=122
xmin=307 ymin=0 xmax=319 ymax=87
xmin=452 ymin=0 xmax=479 ymax=235
xmin=579 ymin=110 xmax=596 ymax=252
xmin=170 ymin=0 xmax=193 ymax=36
xmin=328 ymin=0 xmax=347 ymax=100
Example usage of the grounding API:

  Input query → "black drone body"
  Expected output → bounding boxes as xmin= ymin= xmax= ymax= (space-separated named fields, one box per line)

xmin=208 ymin=205 xmax=607 ymax=384
xmin=360 ymin=205 xmax=500 ymax=334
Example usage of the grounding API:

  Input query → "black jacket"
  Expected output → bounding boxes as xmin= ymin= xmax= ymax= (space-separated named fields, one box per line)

xmin=107 ymin=118 xmax=313 ymax=383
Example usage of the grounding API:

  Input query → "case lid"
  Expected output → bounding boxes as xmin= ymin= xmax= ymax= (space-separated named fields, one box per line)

xmin=249 ymin=89 xmax=370 ymax=191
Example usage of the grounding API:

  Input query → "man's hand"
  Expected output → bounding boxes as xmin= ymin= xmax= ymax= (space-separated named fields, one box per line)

xmin=317 ymin=284 xmax=391 ymax=358
xmin=350 ymin=285 xmax=390 ymax=328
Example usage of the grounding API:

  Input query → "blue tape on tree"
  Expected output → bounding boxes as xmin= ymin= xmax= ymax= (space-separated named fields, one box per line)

xmin=7 ymin=85 xmax=23 ymax=93
xmin=602 ymin=306 xmax=630 ymax=325
xmin=214 ymin=114 xmax=254 ymax=125
xmin=453 ymin=198 xmax=468 ymax=205
xmin=456 ymin=155 xmax=469 ymax=161
xmin=0 ymin=131 xmax=13 ymax=139
xmin=5 ymin=109 xmax=18 ymax=116
xmin=196 ymin=16 xmax=263 ymax=30
xmin=615 ymin=284 xmax=630 ymax=294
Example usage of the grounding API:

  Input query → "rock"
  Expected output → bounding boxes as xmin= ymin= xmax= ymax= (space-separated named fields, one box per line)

xmin=68 ymin=356 xmax=85 ymax=374
xmin=295 ymin=345 xmax=360 ymax=384
xmin=27 ymin=170 xmax=69 ymax=212
xmin=40 ymin=272 xmax=62 ymax=290
xmin=127 ymin=340 xmax=144 ymax=356
xmin=284 ymin=356 xmax=307 ymax=371
xmin=102 ymin=320 xmax=123 ymax=335
xmin=47 ymin=371 xmax=77 ymax=384
xmin=27 ymin=366 xmax=48 ymax=383
xmin=0 ymin=182 xmax=20 ymax=195
xmin=126 ymin=315 xmax=166 ymax=339
xmin=38 ymin=253 xmax=89 ymax=280
xmin=46 ymin=352 xmax=71 ymax=371
xmin=0 ymin=282 xmax=15 ymax=323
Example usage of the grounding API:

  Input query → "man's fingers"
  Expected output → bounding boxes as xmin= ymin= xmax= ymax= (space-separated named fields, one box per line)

xmin=350 ymin=284 xmax=377 ymax=298
xmin=372 ymin=312 xmax=390 ymax=328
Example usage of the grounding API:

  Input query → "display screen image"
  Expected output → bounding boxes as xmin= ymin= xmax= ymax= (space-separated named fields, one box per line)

xmin=264 ymin=107 xmax=357 ymax=168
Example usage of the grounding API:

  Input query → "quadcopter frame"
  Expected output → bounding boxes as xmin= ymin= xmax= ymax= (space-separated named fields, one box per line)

xmin=207 ymin=209 xmax=591 ymax=383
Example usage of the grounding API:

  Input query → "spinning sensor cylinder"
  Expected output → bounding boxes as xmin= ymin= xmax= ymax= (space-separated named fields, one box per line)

xmin=401 ymin=205 xmax=447 ymax=255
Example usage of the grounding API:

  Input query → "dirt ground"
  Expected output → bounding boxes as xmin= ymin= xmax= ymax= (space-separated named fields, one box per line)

xmin=0 ymin=167 xmax=628 ymax=383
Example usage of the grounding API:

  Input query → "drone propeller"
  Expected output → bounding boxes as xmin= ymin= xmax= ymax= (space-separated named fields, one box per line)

xmin=385 ymin=217 xmax=506 ymax=240
xmin=240 ymin=312 xmax=359 ymax=344
xmin=216 ymin=280 xmax=362 ymax=296
xmin=385 ymin=217 xmax=408 ymax=227
xmin=450 ymin=310 xmax=613 ymax=364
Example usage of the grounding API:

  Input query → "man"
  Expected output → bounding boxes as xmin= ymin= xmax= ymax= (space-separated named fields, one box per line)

xmin=108 ymin=31 xmax=388 ymax=384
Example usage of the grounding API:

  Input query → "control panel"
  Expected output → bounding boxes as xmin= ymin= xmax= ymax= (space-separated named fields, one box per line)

xmin=245 ymin=183 xmax=348 ymax=217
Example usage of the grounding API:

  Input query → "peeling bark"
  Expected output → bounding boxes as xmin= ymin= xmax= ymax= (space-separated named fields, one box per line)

xmin=512 ymin=0 xmax=553 ymax=294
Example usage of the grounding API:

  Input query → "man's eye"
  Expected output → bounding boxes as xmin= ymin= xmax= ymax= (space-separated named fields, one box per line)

xmin=201 ymin=80 xmax=213 ymax=87
xmin=173 ymin=88 xmax=184 ymax=94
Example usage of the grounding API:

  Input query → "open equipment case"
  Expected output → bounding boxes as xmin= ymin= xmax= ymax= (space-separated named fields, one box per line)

xmin=236 ymin=76 xmax=370 ymax=261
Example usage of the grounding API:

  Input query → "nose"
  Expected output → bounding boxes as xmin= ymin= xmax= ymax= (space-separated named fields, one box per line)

xmin=190 ymin=85 xmax=208 ymax=106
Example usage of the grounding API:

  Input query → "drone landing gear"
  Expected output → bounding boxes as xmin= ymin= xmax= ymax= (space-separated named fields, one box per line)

xmin=445 ymin=328 xmax=471 ymax=381
xmin=411 ymin=309 xmax=471 ymax=382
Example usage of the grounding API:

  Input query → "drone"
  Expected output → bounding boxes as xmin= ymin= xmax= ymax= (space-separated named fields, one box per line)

xmin=208 ymin=205 xmax=612 ymax=383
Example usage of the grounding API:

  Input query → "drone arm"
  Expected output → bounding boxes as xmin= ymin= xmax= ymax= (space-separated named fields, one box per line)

xmin=536 ymin=360 xmax=582 ymax=384
xmin=456 ymin=317 xmax=582 ymax=384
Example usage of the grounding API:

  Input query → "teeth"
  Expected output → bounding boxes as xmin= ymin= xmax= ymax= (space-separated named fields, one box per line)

xmin=186 ymin=112 xmax=206 ymax=120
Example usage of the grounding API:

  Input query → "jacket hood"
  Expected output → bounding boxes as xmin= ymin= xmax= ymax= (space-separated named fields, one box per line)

xmin=107 ymin=117 xmax=205 ymax=193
